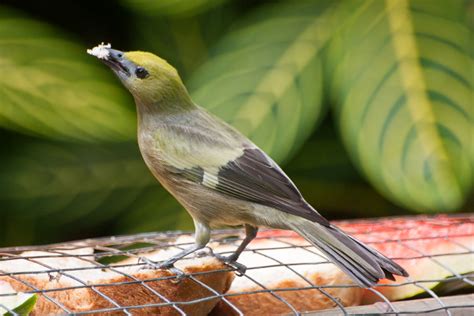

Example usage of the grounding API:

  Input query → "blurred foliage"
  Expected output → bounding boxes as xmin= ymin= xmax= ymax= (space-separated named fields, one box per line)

xmin=122 ymin=0 xmax=229 ymax=18
xmin=327 ymin=0 xmax=473 ymax=211
xmin=0 ymin=7 xmax=135 ymax=142
xmin=189 ymin=0 xmax=335 ymax=162
xmin=0 ymin=0 xmax=472 ymax=246
xmin=129 ymin=3 xmax=239 ymax=77
xmin=285 ymin=117 xmax=405 ymax=219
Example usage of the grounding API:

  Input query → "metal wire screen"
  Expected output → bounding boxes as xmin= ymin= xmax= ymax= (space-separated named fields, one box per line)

xmin=0 ymin=214 xmax=472 ymax=315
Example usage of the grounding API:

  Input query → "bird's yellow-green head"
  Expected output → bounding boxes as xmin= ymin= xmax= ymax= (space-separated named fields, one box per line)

xmin=88 ymin=44 xmax=193 ymax=111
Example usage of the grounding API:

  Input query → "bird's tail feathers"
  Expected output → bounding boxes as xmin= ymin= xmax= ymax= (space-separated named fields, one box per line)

xmin=289 ymin=220 xmax=408 ymax=287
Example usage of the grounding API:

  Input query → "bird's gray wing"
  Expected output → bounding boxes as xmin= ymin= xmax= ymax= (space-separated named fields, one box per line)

xmin=180 ymin=146 xmax=330 ymax=226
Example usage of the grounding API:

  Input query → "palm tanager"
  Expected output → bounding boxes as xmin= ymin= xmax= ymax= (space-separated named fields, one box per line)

xmin=87 ymin=43 xmax=408 ymax=287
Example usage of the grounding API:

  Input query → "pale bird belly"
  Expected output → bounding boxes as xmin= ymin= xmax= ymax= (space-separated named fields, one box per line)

xmin=171 ymin=181 xmax=291 ymax=230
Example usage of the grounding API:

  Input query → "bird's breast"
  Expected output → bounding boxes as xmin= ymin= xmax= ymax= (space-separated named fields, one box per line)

xmin=137 ymin=131 xmax=167 ymax=177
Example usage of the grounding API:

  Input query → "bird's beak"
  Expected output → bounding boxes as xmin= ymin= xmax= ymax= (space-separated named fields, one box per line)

xmin=100 ymin=48 xmax=134 ymax=78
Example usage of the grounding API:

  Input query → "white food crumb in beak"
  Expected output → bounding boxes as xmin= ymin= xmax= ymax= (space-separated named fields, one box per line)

xmin=87 ymin=42 xmax=111 ymax=60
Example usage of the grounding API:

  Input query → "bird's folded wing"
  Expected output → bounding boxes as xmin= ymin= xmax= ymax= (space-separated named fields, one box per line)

xmin=171 ymin=143 xmax=329 ymax=226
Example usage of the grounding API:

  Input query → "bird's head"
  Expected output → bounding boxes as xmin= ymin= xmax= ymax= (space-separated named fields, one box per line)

xmin=88 ymin=44 xmax=192 ymax=111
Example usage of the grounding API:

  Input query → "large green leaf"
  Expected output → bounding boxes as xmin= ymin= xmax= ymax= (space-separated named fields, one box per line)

xmin=188 ymin=0 xmax=337 ymax=163
xmin=0 ymin=7 xmax=135 ymax=142
xmin=121 ymin=0 xmax=229 ymax=17
xmin=0 ymin=139 xmax=186 ymax=246
xmin=327 ymin=0 xmax=473 ymax=211
xmin=130 ymin=5 xmax=238 ymax=78
xmin=285 ymin=119 xmax=404 ymax=219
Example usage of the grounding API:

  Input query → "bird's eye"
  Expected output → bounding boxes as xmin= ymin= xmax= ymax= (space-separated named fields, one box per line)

xmin=135 ymin=67 xmax=149 ymax=79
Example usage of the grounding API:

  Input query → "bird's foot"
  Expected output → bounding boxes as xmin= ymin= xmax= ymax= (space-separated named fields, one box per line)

xmin=138 ymin=257 xmax=186 ymax=280
xmin=139 ymin=256 xmax=172 ymax=269
xmin=213 ymin=253 xmax=247 ymax=275
xmin=195 ymin=247 xmax=213 ymax=258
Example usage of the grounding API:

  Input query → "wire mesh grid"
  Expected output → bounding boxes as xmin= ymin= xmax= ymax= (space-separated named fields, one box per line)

xmin=0 ymin=214 xmax=472 ymax=315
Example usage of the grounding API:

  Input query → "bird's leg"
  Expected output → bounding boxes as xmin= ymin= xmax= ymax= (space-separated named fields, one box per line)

xmin=141 ymin=220 xmax=210 ymax=271
xmin=227 ymin=225 xmax=258 ymax=262
xmin=214 ymin=224 xmax=258 ymax=274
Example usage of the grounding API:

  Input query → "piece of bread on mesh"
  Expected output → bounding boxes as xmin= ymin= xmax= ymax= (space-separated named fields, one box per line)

xmin=132 ymin=234 xmax=364 ymax=315
xmin=210 ymin=231 xmax=364 ymax=315
xmin=0 ymin=247 xmax=233 ymax=315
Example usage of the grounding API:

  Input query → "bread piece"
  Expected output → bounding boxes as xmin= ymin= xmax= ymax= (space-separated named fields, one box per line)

xmin=118 ymin=234 xmax=364 ymax=315
xmin=210 ymin=234 xmax=363 ymax=315
xmin=0 ymin=247 xmax=233 ymax=315
xmin=1 ymin=233 xmax=363 ymax=315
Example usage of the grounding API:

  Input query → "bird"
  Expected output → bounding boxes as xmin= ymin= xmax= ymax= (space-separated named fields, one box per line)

xmin=87 ymin=43 xmax=408 ymax=287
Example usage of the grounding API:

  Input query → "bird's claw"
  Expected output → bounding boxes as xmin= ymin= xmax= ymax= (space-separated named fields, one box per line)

xmin=138 ymin=256 xmax=162 ymax=270
xmin=227 ymin=261 xmax=247 ymax=276
xmin=168 ymin=267 xmax=187 ymax=282
xmin=213 ymin=253 xmax=247 ymax=275
xmin=138 ymin=257 xmax=187 ymax=281
xmin=195 ymin=247 xmax=213 ymax=258
xmin=139 ymin=256 xmax=173 ymax=270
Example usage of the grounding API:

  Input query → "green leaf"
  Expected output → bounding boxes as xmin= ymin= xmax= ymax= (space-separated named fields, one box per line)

xmin=0 ymin=282 xmax=37 ymax=316
xmin=0 ymin=140 xmax=187 ymax=246
xmin=188 ymin=0 xmax=337 ymax=163
xmin=121 ymin=0 xmax=229 ymax=17
xmin=9 ymin=295 xmax=37 ymax=316
xmin=327 ymin=0 xmax=473 ymax=211
xmin=285 ymin=119 xmax=405 ymax=218
xmin=129 ymin=5 xmax=238 ymax=78
xmin=0 ymin=6 xmax=135 ymax=142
